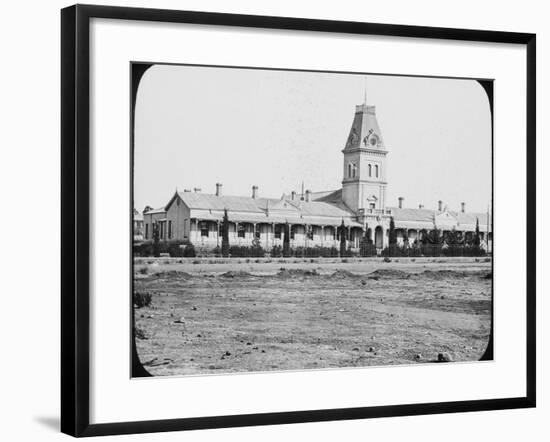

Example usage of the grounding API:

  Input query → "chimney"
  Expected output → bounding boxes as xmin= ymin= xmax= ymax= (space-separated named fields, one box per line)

xmin=438 ymin=200 xmax=443 ymax=211
xmin=252 ymin=185 xmax=258 ymax=199
xmin=419 ymin=204 xmax=424 ymax=209
xmin=461 ymin=202 xmax=466 ymax=213
xmin=194 ymin=187 xmax=201 ymax=193
xmin=291 ymin=191 xmax=296 ymax=200
xmin=305 ymin=190 xmax=311 ymax=202
xmin=398 ymin=197 xmax=404 ymax=209
xmin=216 ymin=183 xmax=222 ymax=197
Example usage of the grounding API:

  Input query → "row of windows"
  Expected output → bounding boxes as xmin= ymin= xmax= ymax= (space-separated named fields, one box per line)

xmin=146 ymin=221 xmax=357 ymax=241
xmin=144 ymin=221 xmax=172 ymax=240
xmin=347 ymin=162 xmax=380 ymax=178
xmin=199 ymin=224 xmax=352 ymax=240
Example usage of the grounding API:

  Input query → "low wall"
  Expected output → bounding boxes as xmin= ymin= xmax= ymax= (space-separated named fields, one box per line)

xmin=134 ymin=256 xmax=492 ymax=265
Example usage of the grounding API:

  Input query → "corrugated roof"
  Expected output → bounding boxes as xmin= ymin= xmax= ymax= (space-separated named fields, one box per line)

xmin=285 ymin=199 xmax=354 ymax=218
xmin=178 ymin=191 xmax=355 ymax=219
xmin=389 ymin=207 xmax=436 ymax=223
xmin=144 ymin=207 xmax=166 ymax=215
xmin=170 ymin=192 xmax=489 ymax=231
xmin=177 ymin=192 xmax=274 ymax=213
xmin=189 ymin=210 xmax=361 ymax=227
xmin=388 ymin=207 xmax=491 ymax=231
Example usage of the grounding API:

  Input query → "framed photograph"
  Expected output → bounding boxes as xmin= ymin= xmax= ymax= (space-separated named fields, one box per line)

xmin=61 ymin=4 xmax=536 ymax=437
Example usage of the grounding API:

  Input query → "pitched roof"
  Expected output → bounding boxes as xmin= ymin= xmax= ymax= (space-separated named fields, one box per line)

xmin=144 ymin=207 xmax=166 ymax=215
xmin=175 ymin=191 xmax=275 ymax=213
xmin=172 ymin=191 xmax=359 ymax=226
xmin=344 ymin=104 xmax=385 ymax=150
xmin=389 ymin=207 xmax=491 ymax=231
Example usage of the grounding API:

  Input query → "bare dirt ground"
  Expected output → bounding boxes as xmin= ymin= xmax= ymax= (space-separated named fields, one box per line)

xmin=134 ymin=259 xmax=492 ymax=376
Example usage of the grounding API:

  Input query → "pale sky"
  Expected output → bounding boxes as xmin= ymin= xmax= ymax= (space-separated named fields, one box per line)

xmin=134 ymin=64 xmax=492 ymax=214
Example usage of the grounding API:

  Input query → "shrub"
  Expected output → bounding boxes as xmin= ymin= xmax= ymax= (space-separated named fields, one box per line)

xmin=270 ymin=245 xmax=283 ymax=258
xmin=227 ymin=241 xmax=266 ymax=258
xmin=183 ymin=243 xmax=196 ymax=257
xmin=133 ymin=291 xmax=152 ymax=308
xmin=250 ymin=238 xmax=265 ymax=257
xmin=134 ymin=326 xmax=147 ymax=340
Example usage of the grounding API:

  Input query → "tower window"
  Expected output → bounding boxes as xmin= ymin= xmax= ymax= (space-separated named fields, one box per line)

xmin=368 ymin=164 xmax=372 ymax=177
xmin=375 ymin=165 xmax=379 ymax=178
xmin=352 ymin=163 xmax=357 ymax=178
xmin=348 ymin=163 xmax=352 ymax=178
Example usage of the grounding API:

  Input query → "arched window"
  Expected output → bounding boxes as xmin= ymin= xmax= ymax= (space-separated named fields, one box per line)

xmin=368 ymin=164 xmax=372 ymax=177
xmin=375 ymin=165 xmax=379 ymax=178
xmin=348 ymin=163 xmax=352 ymax=178
xmin=352 ymin=163 xmax=357 ymax=178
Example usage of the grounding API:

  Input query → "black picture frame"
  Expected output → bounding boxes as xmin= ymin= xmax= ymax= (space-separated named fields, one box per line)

xmin=61 ymin=4 xmax=536 ymax=437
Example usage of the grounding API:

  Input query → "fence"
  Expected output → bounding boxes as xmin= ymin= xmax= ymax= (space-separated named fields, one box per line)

xmin=134 ymin=240 xmax=490 ymax=259
xmin=378 ymin=244 xmax=489 ymax=258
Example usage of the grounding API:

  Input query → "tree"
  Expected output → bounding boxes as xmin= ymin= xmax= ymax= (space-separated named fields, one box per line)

xmin=420 ymin=229 xmax=429 ymax=245
xmin=152 ymin=221 xmax=160 ymax=257
xmin=474 ymin=217 xmax=481 ymax=247
xmin=339 ymin=219 xmax=347 ymax=257
xmin=360 ymin=225 xmax=375 ymax=257
xmin=282 ymin=223 xmax=291 ymax=257
xmin=221 ymin=209 xmax=230 ymax=257
xmin=389 ymin=217 xmax=397 ymax=246
xmin=471 ymin=217 xmax=483 ymax=256
xmin=366 ymin=227 xmax=372 ymax=243
xmin=446 ymin=227 xmax=462 ymax=246
xmin=429 ymin=227 xmax=442 ymax=245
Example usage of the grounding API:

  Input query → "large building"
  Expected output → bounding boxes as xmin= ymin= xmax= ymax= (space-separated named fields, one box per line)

xmin=140 ymin=98 xmax=492 ymax=253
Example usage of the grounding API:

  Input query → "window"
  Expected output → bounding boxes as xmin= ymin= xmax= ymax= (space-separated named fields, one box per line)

xmin=238 ymin=224 xmax=245 ymax=238
xmin=160 ymin=222 xmax=165 ymax=239
xmin=200 ymin=222 xmax=209 ymax=237
xmin=348 ymin=163 xmax=352 ymax=178
xmin=168 ymin=220 xmax=172 ymax=239
xmin=369 ymin=203 xmax=376 ymax=210
xmin=274 ymin=224 xmax=282 ymax=239
xmin=368 ymin=164 xmax=372 ymax=177
xmin=290 ymin=226 xmax=295 ymax=240
xmin=255 ymin=225 xmax=261 ymax=239
xmin=306 ymin=226 xmax=313 ymax=240
xmin=145 ymin=223 xmax=149 ymax=239
xmin=352 ymin=163 xmax=356 ymax=178
xmin=375 ymin=165 xmax=379 ymax=178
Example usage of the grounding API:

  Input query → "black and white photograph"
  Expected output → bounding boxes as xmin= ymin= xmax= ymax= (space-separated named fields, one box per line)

xmin=132 ymin=64 xmax=493 ymax=377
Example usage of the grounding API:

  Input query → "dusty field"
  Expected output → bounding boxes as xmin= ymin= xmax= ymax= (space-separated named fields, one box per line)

xmin=134 ymin=259 xmax=492 ymax=376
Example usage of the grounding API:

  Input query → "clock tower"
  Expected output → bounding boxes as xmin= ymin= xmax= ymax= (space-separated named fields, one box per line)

xmin=341 ymin=101 xmax=388 ymax=214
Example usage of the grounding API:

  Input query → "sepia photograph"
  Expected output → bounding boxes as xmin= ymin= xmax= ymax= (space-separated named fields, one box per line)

xmin=131 ymin=63 xmax=493 ymax=377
